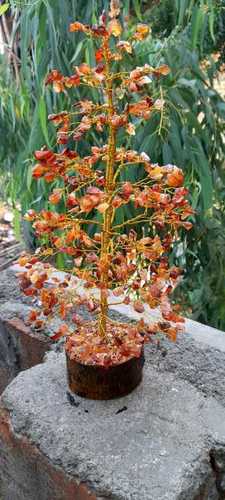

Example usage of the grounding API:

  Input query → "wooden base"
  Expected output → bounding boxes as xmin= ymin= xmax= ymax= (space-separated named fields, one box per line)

xmin=66 ymin=350 xmax=145 ymax=400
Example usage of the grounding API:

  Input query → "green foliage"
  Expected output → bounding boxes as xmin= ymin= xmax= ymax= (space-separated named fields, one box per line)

xmin=0 ymin=4 xmax=9 ymax=16
xmin=117 ymin=24 xmax=225 ymax=329
xmin=202 ymin=1 xmax=225 ymax=61
xmin=178 ymin=208 xmax=225 ymax=331
xmin=145 ymin=0 xmax=225 ymax=60
xmin=1 ymin=0 xmax=225 ymax=330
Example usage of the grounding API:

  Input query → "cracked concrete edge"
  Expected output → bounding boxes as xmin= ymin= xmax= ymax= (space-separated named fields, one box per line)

xmin=176 ymin=452 xmax=220 ymax=500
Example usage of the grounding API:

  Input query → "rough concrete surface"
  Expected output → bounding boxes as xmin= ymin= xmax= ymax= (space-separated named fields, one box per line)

xmin=0 ymin=301 xmax=51 ymax=394
xmin=146 ymin=335 xmax=225 ymax=405
xmin=0 ymin=269 xmax=30 ymax=306
xmin=1 ymin=350 xmax=225 ymax=500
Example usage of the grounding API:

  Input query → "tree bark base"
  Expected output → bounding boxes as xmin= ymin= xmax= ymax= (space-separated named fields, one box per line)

xmin=66 ymin=350 xmax=144 ymax=400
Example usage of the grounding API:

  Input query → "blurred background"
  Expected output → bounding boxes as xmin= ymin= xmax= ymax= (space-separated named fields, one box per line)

xmin=0 ymin=0 xmax=225 ymax=330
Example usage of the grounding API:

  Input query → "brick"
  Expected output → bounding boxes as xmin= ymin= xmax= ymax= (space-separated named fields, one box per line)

xmin=0 ymin=407 xmax=96 ymax=500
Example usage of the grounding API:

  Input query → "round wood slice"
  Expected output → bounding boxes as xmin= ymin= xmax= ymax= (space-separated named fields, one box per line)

xmin=66 ymin=349 xmax=145 ymax=400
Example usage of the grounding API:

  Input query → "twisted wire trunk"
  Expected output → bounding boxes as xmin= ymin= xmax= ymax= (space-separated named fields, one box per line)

xmin=98 ymin=38 xmax=116 ymax=337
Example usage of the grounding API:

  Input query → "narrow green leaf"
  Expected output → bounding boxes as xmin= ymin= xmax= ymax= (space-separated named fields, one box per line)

xmin=38 ymin=95 xmax=50 ymax=146
xmin=71 ymin=41 xmax=84 ymax=63
xmin=191 ymin=138 xmax=213 ymax=210
xmin=162 ymin=143 xmax=173 ymax=164
xmin=177 ymin=0 xmax=188 ymax=26
xmin=123 ymin=0 xmax=130 ymax=17
xmin=208 ymin=2 xmax=215 ymax=43
xmin=186 ymin=0 xmax=195 ymax=23
xmin=13 ymin=208 xmax=21 ymax=241
xmin=191 ymin=5 xmax=204 ymax=50
xmin=56 ymin=253 xmax=66 ymax=271
xmin=26 ymin=163 xmax=33 ymax=191
xmin=133 ymin=0 xmax=142 ymax=21
xmin=0 ymin=3 xmax=9 ymax=16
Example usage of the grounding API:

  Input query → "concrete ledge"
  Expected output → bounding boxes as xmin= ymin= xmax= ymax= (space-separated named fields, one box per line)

xmin=0 ymin=301 xmax=51 ymax=394
xmin=1 ymin=351 xmax=225 ymax=499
